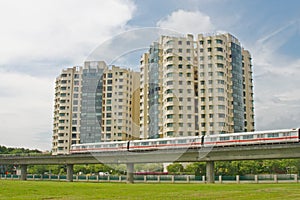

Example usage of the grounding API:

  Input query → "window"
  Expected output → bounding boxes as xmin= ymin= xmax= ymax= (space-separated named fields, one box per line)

xmin=217 ymin=63 xmax=224 ymax=68
xmin=166 ymin=73 xmax=173 ymax=78
xmin=216 ymin=55 xmax=224 ymax=60
xmin=267 ymin=133 xmax=279 ymax=138
xmin=166 ymin=114 xmax=173 ymax=119
xmin=219 ymin=113 xmax=225 ymax=118
xmin=217 ymin=71 xmax=224 ymax=77
xmin=243 ymin=135 xmax=254 ymax=139
xmin=218 ymin=105 xmax=225 ymax=110
xmin=218 ymin=96 xmax=225 ymax=101
xmin=167 ymin=65 xmax=173 ymax=69
xmin=216 ymin=47 xmax=223 ymax=52
xmin=166 ymin=97 xmax=173 ymax=102
xmin=166 ymin=123 xmax=173 ymax=127
xmin=167 ymin=106 xmax=173 ymax=110
xmin=218 ymin=88 xmax=224 ymax=93
xmin=216 ymin=39 xmax=223 ymax=44
xmin=166 ymin=81 xmax=173 ymax=85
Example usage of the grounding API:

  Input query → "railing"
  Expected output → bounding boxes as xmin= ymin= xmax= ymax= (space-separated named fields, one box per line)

xmin=0 ymin=174 xmax=299 ymax=183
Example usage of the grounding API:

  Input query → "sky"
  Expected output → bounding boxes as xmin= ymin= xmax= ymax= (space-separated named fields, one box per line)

xmin=0 ymin=0 xmax=300 ymax=151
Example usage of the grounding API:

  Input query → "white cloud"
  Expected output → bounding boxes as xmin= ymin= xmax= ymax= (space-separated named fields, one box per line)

xmin=0 ymin=0 xmax=136 ymax=68
xmin=0 ymin=0 xmax=136 ymax=150
xmin=0 ymin=71 xmax=54 ymax=150
xmin=250 ymin=22 xmax=300 ymax=131
xmin=157 ymin=10 xmax=215 ymax=35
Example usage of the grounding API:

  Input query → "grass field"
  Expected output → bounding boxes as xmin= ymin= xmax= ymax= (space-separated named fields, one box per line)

xmin=1 ymin=180 xmax=300 ymax=200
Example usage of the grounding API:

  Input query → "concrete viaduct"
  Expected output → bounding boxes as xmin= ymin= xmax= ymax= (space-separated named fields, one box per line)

xmin=1 ymin=143 xmax=300 ymax=183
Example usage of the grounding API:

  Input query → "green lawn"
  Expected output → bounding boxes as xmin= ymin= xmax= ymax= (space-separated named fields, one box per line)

xmin=0 ymin=180 xmax=299 ymax=200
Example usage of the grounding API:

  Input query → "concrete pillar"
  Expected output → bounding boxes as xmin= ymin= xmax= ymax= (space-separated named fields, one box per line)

xmin=157 ymin=176 xmax=160 ymax=183
xmin=202 ymin=176 xmax=206 ymax=183
xmin=66 ymin=164 xmax=73 ymax=182
xmin=254 ymin=175 xmax=258 ymax=183
xmin=294 ymin=174 xmax=298 ymax=183
xmin=187 ymin=175 xmax=190 ymax=183
xmin=236 ymin=175 xmax=240 ymax=184
xmin=126 ymin=163 xmax=134 ymax=184
xmin=119 ymin=176 xmax=122 ymax=182
xmin=219 ymin=175 xmax=222 ymax=183
xmin=20 ymin=165 xmax=27 ymax=181
xmin=274 ymin=175 xmax=278 ymax=183
xmin=144 ymin=176 xmax=147 ymax=182
xmin=206 ymin=161 xmax=215 ymax=183
xmin=171 ymin=175 xmax=175 ymax=183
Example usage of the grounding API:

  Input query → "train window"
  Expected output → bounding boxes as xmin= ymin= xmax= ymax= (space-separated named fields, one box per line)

xmin=257 ymin=134 xmax=264 ymax=138
xmin=283 ymin=132 xmax=290 ymax=136
xmin=159 ymin=141 xmax=167 ymax=144
xmin=141 ymin=142 xmax=149 ymax=146
xmin=233 ymin=136 xmax=240 ymax=140
xmin=210 ymin=138 xmax=217 ymax=142
xmin=178 ymin=139 xmax=186 ymax=144
xmin=220 ymin=136 xmax=230 ymax=141
xmin=267 ymin=133 xmax=279 ymax=138
xmin=243 ymin=135 xmax=254 ymax=139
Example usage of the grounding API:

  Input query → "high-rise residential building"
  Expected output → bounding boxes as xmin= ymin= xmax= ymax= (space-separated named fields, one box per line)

xmin=101 ymin=66 xmax=140 ymax=141
xmin=52 ymin=66 xmax=82 ymax=155
xmin=52 ymin=62 xmax=140 ymax=154
xmin=139 ymin=33 xmax=254 ymax=139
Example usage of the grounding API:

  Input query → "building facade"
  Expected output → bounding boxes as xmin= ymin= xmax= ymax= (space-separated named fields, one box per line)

xmin=52 ymin=62 xmax=140 ymax=155
xmin=52 ymin=67 xmax=82 ymax=155
xmin=139 ymin=33 xmax=255 ymax=139
xmin=101 ymin=66 xmax=140 ymax=141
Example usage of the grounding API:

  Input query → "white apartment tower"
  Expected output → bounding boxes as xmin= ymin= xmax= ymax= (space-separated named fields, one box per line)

xmin=139 ymin=33 xmax=254 ymax=139
xmin=101 ymin=66 xmax=140 ymax=141
xmin=52 ymin=67 xmax=82 ymax=155
xmin=52 ymin=62 xmax=140 ymax=154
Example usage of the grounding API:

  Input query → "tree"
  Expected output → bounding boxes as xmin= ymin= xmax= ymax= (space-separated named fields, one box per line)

xmin=167 ymin=163 xmax=184 ymax=174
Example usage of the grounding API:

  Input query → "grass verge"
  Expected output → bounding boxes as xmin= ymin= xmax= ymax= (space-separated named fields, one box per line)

xmin=0 ymin=180 xmax=299 ymax=200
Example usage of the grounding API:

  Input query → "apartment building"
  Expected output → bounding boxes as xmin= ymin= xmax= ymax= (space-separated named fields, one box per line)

xmin=52 ymin=62 xmax=140 ymax=154
xmin=52 ymin=66 xmax=82 ymax=155
xmin=101 ymin=66 xmax=140 ymax=141
xmin=139 ymin=33 xmax=255 ymax=139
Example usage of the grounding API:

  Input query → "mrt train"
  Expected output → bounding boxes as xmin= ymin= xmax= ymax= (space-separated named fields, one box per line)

xmin=70 ymin=128 xmax=300 ymax=154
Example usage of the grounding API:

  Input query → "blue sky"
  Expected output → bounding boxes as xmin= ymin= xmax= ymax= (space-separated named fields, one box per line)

xmin=0 ymin=0 xmax=299 ymax=150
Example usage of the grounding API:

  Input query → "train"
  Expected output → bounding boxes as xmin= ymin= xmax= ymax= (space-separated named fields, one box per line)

xmin=70 ymin=128 xmax=300 ymax=154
